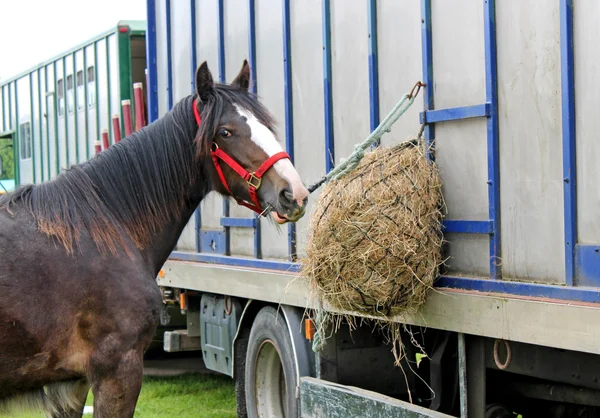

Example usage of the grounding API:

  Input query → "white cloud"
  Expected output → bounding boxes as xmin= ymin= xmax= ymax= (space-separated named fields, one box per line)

xmin=0 ymin=0 xmax=147 ymax=80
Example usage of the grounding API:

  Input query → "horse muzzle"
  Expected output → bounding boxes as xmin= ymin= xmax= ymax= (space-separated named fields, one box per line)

xmin=270 ymin=189 xmax=308 ymax=224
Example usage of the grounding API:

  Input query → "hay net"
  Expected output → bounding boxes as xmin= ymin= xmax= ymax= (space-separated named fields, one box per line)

xmin=301 ymin=138 xmax=444 ymax=319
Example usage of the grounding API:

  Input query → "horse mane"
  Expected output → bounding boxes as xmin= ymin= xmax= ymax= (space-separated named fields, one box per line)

xmin=0 ymin=84 xmax=278 ymax=257
xmin=0 ymin=95 xmax=201 ymax=256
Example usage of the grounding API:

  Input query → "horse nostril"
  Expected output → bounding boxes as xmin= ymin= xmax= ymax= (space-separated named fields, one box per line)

xmin=279 ymin=189 xmax=295 ymax=206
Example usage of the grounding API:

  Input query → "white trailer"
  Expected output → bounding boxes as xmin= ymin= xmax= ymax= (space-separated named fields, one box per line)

xmin=147 ymin=1 xmax=600 ymax=416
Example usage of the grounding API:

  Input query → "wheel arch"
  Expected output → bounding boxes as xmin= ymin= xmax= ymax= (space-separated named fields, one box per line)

xmin=232 ymin=300 xmax=314 ymax=388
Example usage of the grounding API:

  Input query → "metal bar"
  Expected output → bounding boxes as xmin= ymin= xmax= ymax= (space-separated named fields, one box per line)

xmin=436 ymin=275 xmax=600 ymax=305
xmin=484 ymin=0 xmax=502 ymax=280
xmin=14 ymin=82 xmax=19 ymax=185
xmin=420 ymin=104 xmax=490 ymax=124
xmin=282 ymin=0 xmax=296 ymax=261
xmin=466 ymin=336 xmax=486 ymax=418
xmin=72 ymin=52 xmax=79 ymax=163
xmin=8 ymin=83 xmax=12 ymax=131
xmin=420 ymin=0 xmax=434 ymax=160
xmin=221 ymin=217 xmax=258 ymax=228
xmin=94 ymin=42 xmax=100 ymax=151
xmin=166 ymin=0 xmax=173 ymax=110
xmin=62 ymin=57 xmax=69 ymax=167
xmin=146 ymin=0 xmax=159 ymax=123
xmin=53 ymin=61 xmax=60 ymax=177
xmin=106 ymin=36 xmax=113 ymax=145
xmin=37 ymin=69 xmax=44 ymax=181
xmin=322 ymin=0 xmax=334 ymax=172
xmin=29 ymin=73 xmax=36 ymax=183
xmin=367 ymin=0 xmax=379 ymax=139
xmin=1 ymin=86 xmax=4 ymax=132
xmin=83 ymin=49 xmax=90 ymax=160
xmin=169 ymin=251 xmax=300 ymax=272
xmin=44 ymin=66 xmax=51 ymax=179
xmin=190 ymin=0 xmax=197 ymax=94
xmin=248 ymin=0 xmax=261 ymax=259
xmin=63 ymin=57 xmax=69 ymax=167
xmin=217 ymin=0 xmax=231 ymax=255
xmin=457 ymin=333 xmax=468 ymax=417
xmin=442 ymin=220 xmax=493 ymax=235
xmin=190 ymin=0 xmax=202 ymax=253
xmin=561 ymin=0 xmax=576 ymax=287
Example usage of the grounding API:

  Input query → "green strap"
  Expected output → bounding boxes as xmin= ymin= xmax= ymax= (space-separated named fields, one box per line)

xmin=307 ymin=92 xmax=417 ymax=193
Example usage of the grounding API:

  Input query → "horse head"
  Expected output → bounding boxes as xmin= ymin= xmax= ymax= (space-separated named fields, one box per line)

xmin=193 ymin=60 xmax=309 ymax=224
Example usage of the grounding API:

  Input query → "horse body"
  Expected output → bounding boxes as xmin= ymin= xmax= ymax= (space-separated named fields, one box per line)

xmin=0 ymin=60 xmax=308 ymax=417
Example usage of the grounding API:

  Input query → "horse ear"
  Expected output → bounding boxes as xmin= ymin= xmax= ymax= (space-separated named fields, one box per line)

xmin=231 ymin=59 xmax=250 ymax=91
xmin=195 ymin=61 xmax=214 ymax=102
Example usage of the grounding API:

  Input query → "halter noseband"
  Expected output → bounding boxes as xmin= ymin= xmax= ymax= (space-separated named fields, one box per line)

xmin=193 ymin=99 xmax=291 ymax=216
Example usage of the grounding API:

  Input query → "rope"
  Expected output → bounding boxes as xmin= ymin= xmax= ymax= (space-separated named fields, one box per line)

xmin=307 ymin=81 xmax=424 ymax=194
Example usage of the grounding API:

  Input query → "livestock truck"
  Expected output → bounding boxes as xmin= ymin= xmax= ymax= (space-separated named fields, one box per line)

xmin=150 ymin=0 xmax=600 ymax=416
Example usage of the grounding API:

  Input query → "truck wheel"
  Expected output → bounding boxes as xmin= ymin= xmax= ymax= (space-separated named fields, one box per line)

xmin=245 ymin=306 xmax=298 ymax=418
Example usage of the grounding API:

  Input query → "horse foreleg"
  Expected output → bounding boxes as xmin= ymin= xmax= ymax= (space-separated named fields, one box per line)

xmin=49 ymin=379 xmax=91 ymax=418
xmin=90 ymin=349 xmax=144 ymax=418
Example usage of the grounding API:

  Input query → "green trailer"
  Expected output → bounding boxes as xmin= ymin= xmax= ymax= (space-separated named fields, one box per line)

xmin=0 ymin=20 xmax=146 ymax=192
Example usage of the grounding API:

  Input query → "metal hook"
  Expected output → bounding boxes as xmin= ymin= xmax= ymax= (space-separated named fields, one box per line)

xmin=408 ymin=81 xmax=426 ymax=99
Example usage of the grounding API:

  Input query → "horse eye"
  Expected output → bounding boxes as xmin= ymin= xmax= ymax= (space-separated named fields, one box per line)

xmin=218 ymin=129 xmax=232 ymax=138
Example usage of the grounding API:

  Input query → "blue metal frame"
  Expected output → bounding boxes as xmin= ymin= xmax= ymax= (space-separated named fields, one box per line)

xmin=146 ymin=0 xmax=159 ymax=123
xmin=171 ymin=250 xmax=299 ymax=272
xmin=322 ymin=0 xmax=334 ymax=172
xmin=221 ymin=217 xmax=258 ymax=228
xmin=436 ymin=276 xmax=600 ymax=305
xmin=216 ymin=0 xmax=231 ymax=256
xmin=420 ymin=0 xmax=502 ymax=281
xmin=420 ymin=104 xmax=490 ymax=124
xmin=443 ymin=220 xmax=493 ymax=235
xmin=144 ymin=0 xmax=600 ymax=305
xmin=282 ymin=0 xmax=296 ymax=261
xmin=420 ymin=0 xmax=434 ymax=160
xmin=165 ymin=0 xmax=173 ymax=110
xmin=367 ymin=0 xmax=379 ymax=138
xmin=249 ymin=0 xmax=262 ymax=260
xmin=483 ymin=0 xmax=502 ymax=281
xmin=190 ymin=0 xmax=203 ymax=254
xmin=561 ymin=0 xmax=577 ymax=287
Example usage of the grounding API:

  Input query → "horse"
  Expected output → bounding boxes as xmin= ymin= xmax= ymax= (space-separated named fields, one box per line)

xmin=0 ymin=59 xmax=309 ymax=418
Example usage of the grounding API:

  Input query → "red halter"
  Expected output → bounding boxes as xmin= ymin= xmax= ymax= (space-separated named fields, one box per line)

xmin=193 ymin=99 xmax=291 ymax=215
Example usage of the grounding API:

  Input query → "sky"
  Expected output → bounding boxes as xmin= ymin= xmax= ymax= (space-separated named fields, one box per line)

xmin=0 ymin=0 xmax=147 ymax=80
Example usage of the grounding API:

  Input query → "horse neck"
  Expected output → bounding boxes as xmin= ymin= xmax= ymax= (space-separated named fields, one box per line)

xmin=84 ymin=95 xmax=211 ymax=273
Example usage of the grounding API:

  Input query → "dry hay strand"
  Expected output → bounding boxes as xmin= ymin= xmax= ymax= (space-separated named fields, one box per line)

xmin=301 ymin=138 xmax=444 ymax=318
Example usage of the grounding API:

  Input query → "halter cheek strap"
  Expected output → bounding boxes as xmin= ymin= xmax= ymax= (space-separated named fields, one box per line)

xmin=193 ymin=99 xmax=291 ymax=216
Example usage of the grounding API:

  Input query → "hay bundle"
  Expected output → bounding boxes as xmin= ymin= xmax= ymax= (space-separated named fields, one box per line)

xmin=302 ymin=139 xmax=444 ymax=317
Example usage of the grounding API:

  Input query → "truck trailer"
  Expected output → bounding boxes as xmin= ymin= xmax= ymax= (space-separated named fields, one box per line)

xmin=148 ymin=1 xmax=600 ymax=416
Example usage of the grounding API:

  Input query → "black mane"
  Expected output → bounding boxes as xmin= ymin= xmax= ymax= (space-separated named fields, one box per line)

xmin=0 ymin=84 xmax=278 ymax=256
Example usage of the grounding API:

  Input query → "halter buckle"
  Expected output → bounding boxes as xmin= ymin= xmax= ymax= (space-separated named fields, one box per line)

xmin=247 ymin=173 xmax=262 ymax=190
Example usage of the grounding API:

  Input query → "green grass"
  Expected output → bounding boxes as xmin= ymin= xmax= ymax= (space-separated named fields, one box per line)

xmin=2 ymin=373 xmax=237 ymax=418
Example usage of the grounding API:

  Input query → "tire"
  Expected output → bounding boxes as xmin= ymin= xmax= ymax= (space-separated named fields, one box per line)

xmin=244 ymin=306 xmax=298 ymax=418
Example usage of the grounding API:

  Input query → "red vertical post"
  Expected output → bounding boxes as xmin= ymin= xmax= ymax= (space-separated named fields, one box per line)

xmin=112 ymin=114 xmax=122 ymax=143
xmin=101 ymin=128 xmax=110 ymax=150
xmin=94 ymin=140 xmax=102 ymax=155
xmin=134 ymin=82 xmax=146 ymax=131
xmin=122 ymin=99 xmax=133 ymax=137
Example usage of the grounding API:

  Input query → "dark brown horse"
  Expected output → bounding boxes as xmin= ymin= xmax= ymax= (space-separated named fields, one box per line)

xmin=0 ymin=60 xmax=308 ymax=417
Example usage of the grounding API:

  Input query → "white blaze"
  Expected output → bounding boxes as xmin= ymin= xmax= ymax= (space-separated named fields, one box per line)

xmin=235 ymin=105 xmax=309 ymax=206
